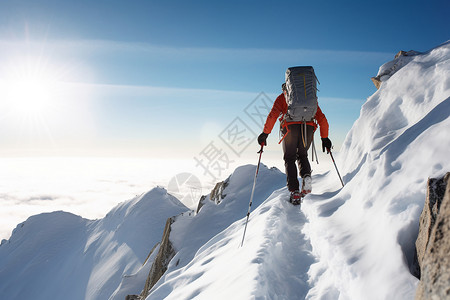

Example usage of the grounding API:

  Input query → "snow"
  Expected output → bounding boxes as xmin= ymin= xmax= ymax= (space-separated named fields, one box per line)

xmin=146 ymin=41 xmax=450 ymax=299
xmin=110 ymin=243 xmax=159 ymax=300
xmin=147 ymin=165 xmax=286 ymax=299
xmin=303 ymin=41 xmax=450 ymax=300
xmin=375 ymin=50 xmax=421 ymax=83
xmin=1 ymin=41 xmax=449 ymax=300
xmin=0 ymin=188 xmax=189 ymax=300
xmin=149 ymin=188 xmax=314 ymax=300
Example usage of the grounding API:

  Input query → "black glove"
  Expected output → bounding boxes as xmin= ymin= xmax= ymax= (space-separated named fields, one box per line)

xmin=258 ymin=132 xmax=268 ymax=146
xmin=321 ymin=137 xmax=332 ymax=153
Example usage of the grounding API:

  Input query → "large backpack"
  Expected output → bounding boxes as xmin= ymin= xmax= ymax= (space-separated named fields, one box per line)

xmin=284 ymin=66 xmax=319 ymax=123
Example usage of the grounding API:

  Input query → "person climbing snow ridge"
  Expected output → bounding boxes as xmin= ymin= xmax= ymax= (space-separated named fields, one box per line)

xmin=258 ymin=66 xmax=332 ymax=205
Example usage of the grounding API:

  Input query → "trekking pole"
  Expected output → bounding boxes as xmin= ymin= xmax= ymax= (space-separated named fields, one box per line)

xmin=329 ymin=150 xmax=344 ymax=187
xmin=240 ymin=144 xmax=264 ymax=247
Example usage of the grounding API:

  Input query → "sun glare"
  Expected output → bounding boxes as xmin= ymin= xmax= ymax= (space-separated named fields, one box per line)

xmin=0 ymin=43 xmax=98 ymax=156
xmin=0 ymin=56 xmax=70 ymax=152
xmin=0 ymin=55 xmax=70 ymax=125
xmin=5 ymin=76 xmax=57 ymax=117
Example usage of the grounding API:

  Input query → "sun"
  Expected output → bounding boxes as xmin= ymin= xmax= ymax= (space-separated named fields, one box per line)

xmin=1 ymin=59 xmax=62 ymax=120
xmin=0 ymin=51 xmax=96 ymax=156
xmin=5 ymin=78 xmax=56 ymax=117
xmin=0 ymin=56 xmax=69 ymax=153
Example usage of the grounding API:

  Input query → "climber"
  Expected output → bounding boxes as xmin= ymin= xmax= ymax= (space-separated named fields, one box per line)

xmin=258 ymin=73 xmax=332 ymax=205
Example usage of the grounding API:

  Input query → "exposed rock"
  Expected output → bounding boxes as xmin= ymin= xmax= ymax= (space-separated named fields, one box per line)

xmin=415 ymin=172 xmax=450 ymax=300
xmin=395 ymin=50 xmax=413 ymax=59
xmin=196 ymin=195 xmax=208 ymax=214
xmin=371 ymin=50 xmax=421 ymax=89
xmin=196 ymin=179 xmax=229 ymax=213
xmin=142 ymin=242 xmax=160 ymax=266
xmin=415 ymin=175 xmax=448 ymax=266
xmin=125 ymin=295 xmax=142 ymax=300
xmin=210 ymin=179 xmax=229 ymax=204
xmin=140 ymin=217 xmax=176 ymax=299
xmin=124 ymin=242 xmax=160 ymax=299
xmin=371 ymin=76 xmax=382 ymax=90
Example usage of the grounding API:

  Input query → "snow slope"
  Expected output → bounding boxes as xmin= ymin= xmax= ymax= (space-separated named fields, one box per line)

xmin=147 ymin=164 xmax=287 ymax=298
xmin=145 ymin=42 xmax=450 ymax=299
xmin=303 ymin=41 xmax=450 ymax=299
xmin=148 ymin=184 xmax=312 ymax=300
xmin=0 ymin=187 xmax=189 ymax=300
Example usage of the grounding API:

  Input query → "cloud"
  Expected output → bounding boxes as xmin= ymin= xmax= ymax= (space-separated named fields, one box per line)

xmin=0 ymin=157 xmax=205 ymax=240
xmin=0 ymin=38 xmax=393 ymax=65
xmin=80 ymin=40 xmax=393 ymax=63
xmin=21 ymin=195 xmax=63 ymax=202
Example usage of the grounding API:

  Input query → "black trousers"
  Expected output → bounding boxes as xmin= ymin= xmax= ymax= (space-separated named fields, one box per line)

xmin=282 ymin=124 xmax=314 ymax=192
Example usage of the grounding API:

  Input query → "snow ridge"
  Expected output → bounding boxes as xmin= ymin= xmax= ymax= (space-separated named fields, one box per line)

xmin=147 ymin=185 xmax=315 ymax=300
xmin=0 ymin=187 xmax=189 ymax=300
xmin=302 ymin=42 xmax=450 ymax=299
xmin=147 ymin=164 xmax=286 ymax=299
xmin=253 ymin=189 xmax=314 ymax=300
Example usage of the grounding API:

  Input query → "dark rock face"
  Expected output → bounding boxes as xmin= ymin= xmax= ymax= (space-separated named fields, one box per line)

xmin=209 ymin=179 xmax=229 ymax=204
xmin=140 ymin=217 xmax=176 ymax=299
xmin=125 ymin=295 xmax=142 ymax=300
xmin=415 ymin=173 xmax=450 ymax=300
xmin=196 ymin=195 xmax=208 ymax=214
xmin=196 ymin=179 xmax=229 ymax=213
xmin=415 ymin=175 xmax=448 ymax=266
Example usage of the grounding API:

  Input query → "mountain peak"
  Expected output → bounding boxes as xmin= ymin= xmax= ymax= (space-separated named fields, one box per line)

xmin=0 ymin=186 xmax=189 ymax=300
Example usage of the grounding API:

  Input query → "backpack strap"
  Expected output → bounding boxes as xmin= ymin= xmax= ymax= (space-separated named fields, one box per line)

xmin=278 ymin=116 xmax=290 ymax=144
xmin=301 ymin=121 xmax=307 ymax=148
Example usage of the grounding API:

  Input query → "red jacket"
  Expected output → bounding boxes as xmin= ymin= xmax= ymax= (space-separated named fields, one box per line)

xmin=263 ymin=93 xmax=329 ymax=138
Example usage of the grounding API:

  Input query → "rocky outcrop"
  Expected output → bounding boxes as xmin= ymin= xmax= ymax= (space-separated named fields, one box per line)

xmin=196 ymin=179 xmax=229 ymax=213
xmin=415 ymin=172 xmax=450 ymax=300
xmin=125 ymin=295 xmax=142 ymax=300
xmin=139 ymin=217 xmax=176 ymax=299
xmin=196 ymin=195 xmax=208 ymax=214
xmin=370 ymin=76 xmax=383 ymax=90
xmin=371 ymin=50 xmax=420 ymax=89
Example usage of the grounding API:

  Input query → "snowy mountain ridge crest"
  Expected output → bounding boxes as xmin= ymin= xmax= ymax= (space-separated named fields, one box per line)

xmin=0 ymin=187 xmax=190 ymax=300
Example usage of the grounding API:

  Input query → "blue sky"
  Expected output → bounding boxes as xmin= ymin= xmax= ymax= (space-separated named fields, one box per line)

xmin=0 ymin=0 xmax=448 ymax=159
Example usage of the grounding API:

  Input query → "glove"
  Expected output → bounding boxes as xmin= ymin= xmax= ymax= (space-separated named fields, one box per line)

xmin=321 ymin=137 xmax=332 ymax=153
xmin=258 ymin=132 xmax=268 ymax=146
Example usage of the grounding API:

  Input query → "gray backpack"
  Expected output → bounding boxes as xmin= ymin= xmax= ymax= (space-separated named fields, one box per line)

xmin=284 ymin=66 xmax=319 ymax=122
